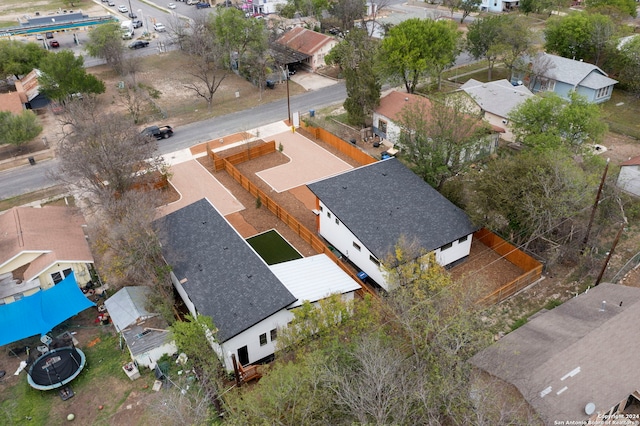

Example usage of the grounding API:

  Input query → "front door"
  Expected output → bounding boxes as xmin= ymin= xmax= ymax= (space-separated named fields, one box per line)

xmin=237 ymin=346 xmax=249 ymax=366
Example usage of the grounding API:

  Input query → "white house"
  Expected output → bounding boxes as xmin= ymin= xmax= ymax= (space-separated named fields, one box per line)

xmin=306 ymin=158 xmax=477 ymax=291
xmin=617 ymin=155 xmax=640 ymax=197
xmin=458 ymin=79 xmax=534 ymax=142
xmin=104 ymin=286 xmax=178 ymax=368
xmin=480 ymin=0 xmax=519 ymax=13
xmin=156 ymin=198 xmax=360 ymax=372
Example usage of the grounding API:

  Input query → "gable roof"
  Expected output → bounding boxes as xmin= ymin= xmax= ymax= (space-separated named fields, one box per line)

xmin=537 ymin=53 xmax=617 ymax=89
xmin=459 ymin=79 xmax=533 ymax=118
xmin=307 ymin=158 xmax=476 ymax=259
xmin=470 ymin=283 xmax=640 ymax=424
xmin=156 ymin=198 xmax=297 ymax=343
xmin=0 ymin=206 xmax=93 ymax=282
xmin=374 ymin=91 xmax=433 ymax=122
xmin=621 ymin=155 xmax=640 ymax=166
xmin=270 ymin=254 xmax=361 ymax=308
xmin=104 ymin=286 xmax=157 ymax=332
xmin=14 ymin=69 xmax=42 ymax=104
xmin=275 ymin=27 xmax=335 ymax=56
xmin=0 ymin=92 xmax=24 ymax=114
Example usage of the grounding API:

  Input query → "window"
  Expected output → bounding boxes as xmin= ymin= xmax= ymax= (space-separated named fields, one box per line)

xmin=335 ymin=218 xmax=339 ymax=225
xmin=259 ymin=333 xmax=267 ymax=346
xmin=459 ymin=235 xmax=468 ymax=243
xmin=51 ymin=268 xmax=73 ymax=285
xmin=270 ymin=329 xmax=277 ymax=341
xmin=319 ymin=206 xmax=323 ymax=212
xmin=353 ymin=242 xmax=361 ymax=251
xmin=327 ymin=211 xmax=331 ymax=218
xmin=596 ymin=86 xmax=612 ymax=99
xmin=440 ymin=242 xmax=453 ymax=251
xmin=378 ymin=119 xmax=387 ymax=133
xmin=369 ymin=255 xmax=380 ymax=266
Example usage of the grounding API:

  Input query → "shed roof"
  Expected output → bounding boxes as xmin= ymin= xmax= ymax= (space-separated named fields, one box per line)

xmin=621 ymin=155 xmax=640 ymax=166
xmin=104 ymin=286 xmax=157 ymax=332
xmin=269 ymin=254 xmax=361 ymax=308
xmin=459 ymin=79 xmax=533 ymax=118
xmin=470 ymin=283 xmax=640 ymax=423
xmin=156 ymin=198 xmax=297 ymax=342
xmin=307 ymin=158 xmax=476 ymax=259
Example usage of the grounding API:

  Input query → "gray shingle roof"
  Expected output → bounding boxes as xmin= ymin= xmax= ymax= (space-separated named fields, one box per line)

xmin=155 ymin=198 xmax=297 ymax=342
xmin=459 ymin=79 xmax=533 ymax=118
xmin=540 ymin=53 xmax=617 ymax=88
xmin=307 ymin=158 xmax=476 ymax=259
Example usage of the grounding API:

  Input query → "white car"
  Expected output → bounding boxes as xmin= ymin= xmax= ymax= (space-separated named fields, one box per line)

xmin=107 ymin=0 xmax=115 ymax=5
xmin=154 ymin=22 xmax=166 ymax=32
xmin=117 ymin=5 xmax=128 ymax=12
xmin=168 ymin=2 xmax=177 ymax=9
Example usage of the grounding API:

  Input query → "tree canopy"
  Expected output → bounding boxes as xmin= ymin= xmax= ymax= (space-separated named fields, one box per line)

xmin=586 ymin=0 xmax=637 ymax=17
xmin=544 ymin=12 xmax=616 ymax=64
xmin=377 ymin=18 xmax=460 ymax=93
xmin=85 ymin=22 xmax=126 ymax=74
xmin=0 ymin=40 xmax=48 ymax=79
xmin=0 ymin=111 xmax=42 ymax=148
xmin=38 ymin=50 xmax=105 ymax=101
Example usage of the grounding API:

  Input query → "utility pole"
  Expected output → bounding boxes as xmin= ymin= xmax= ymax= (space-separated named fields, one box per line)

xmin=286 ymin=65 xmax=291 ymax=125
xmin=594 ymin=222 xmax=624 ymax=286
xmin=581 ymin=158 xmax=610 ymax=254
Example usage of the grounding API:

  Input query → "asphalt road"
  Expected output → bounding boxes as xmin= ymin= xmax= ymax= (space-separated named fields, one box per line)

xmin=0 ymin=82 xmax=347 ymax=200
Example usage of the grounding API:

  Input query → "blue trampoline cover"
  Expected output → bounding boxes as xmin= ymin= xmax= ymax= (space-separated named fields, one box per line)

xmin=0 ymin=273 xmax=95 ymax=347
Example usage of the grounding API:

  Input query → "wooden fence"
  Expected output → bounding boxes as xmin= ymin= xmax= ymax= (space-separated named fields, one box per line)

xmin=213 ymin=150 xmax=377 ymax=298
xmin=474 ymin=228 xmax=543 ymax=305
xmin=299 ymin=122 xmax=377 ymax=166
xmin=211 ymin=141 xmax=277 ymax=171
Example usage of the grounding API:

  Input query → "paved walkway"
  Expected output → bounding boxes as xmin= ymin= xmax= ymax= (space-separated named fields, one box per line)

xmin=256 ymin=131 xmax=353 ymax=192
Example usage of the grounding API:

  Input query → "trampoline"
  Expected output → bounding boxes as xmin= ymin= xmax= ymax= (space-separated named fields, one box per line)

xmin=27 ymin=346 xmax=86 ymax=391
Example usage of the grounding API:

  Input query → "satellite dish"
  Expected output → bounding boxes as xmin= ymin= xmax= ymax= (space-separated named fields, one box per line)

xmin=585 ymin=402 xmax=596 ymax=415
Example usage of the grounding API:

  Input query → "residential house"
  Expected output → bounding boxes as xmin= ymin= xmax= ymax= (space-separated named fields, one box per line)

xmin=470 ymin=283 xmax=640 ymax=424
xmin=457 ymin=79 xmax=533 ymax=142
xmin=274 ymin=27 xmax=337 ymax=71
xmin=156 ymin=198 xmax=360 ymax=371
xmin=479 ymin=0 xmax=519 ymax=12
xmin=15 ymin=69 xmax=50 ymax=110
xmin=511 ymin=53 xmax=618 ymax=104
xmin=104 ymin=286 xmax=178 ymax=368
xmin=306 ymin=158 xmax=477 ymax=291
xmin=0 ymin=206 xmax=94 ymax=305
xmin=616 ymin=155 xmax=640 ymax=197
xmin=372 ymin=90 xmax=503 ymax=159
xmin=0 ymin=91 xmax=25 ymax=114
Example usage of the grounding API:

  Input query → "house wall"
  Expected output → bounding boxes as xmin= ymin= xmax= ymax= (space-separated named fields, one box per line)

xmin=617 ymin=166 xmax=640 ymax=196
xmin=219 ymin=309 xmax=293 ymax=371
xmin=480 ymin=0 xmax=504 ymax=12
xmin=0 ymin=251 xmax=43 ymax=275
xmin=372 ymin=112 xmax=401 ymax=146
xmin=170 ymin=271 xmax=198 ymax=318
xmin=36 ymin=262 xmax=92 ymax=290
xmin=434 ymin=234 xmax=473 ymax=266
xmin=260 ymin=0 xmax=288 ymax=14
xmin=131 ymin=341 xmax=179 ymax=368
xmin=311 ymin=40 xmax=337 ymax=71
xmin=484 ymin=111 xmax=515 ymax=142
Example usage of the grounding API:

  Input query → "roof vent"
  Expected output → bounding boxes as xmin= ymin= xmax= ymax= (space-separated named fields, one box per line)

xmin=585 ymin=402 xmax=596 ymax=415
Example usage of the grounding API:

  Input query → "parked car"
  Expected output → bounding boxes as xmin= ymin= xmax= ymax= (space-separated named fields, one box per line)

xmin=195 ymin=2 xmax=211 ymax=8
xmin=129 ymin=40 xmax=150 ymax=49
xmin=153 ymin=22 xmax=166 ymax=32
xmin=107 ymin=0 xmax=115 ymax=5
xmin=128 ymin=12 xmax=137 ymax=18
xmin=132 ymin=19 xmax=143 ymax=28
xmin=36 ymin=33 xmax=43 ymax=40
xmin=117 ymin=5 xmax=128 ymax=12
xmin=49 ymin=40 xmax=60 ymax=48
xmin=141 ymin=125 xmax=174 ymax=140
xmin=45 ymin=32 xmax=53 ymax=39
xmin=168 ymin=2 xmax=177 ymax=8
xmin=187 ymin=0 xmax=199 ymax=4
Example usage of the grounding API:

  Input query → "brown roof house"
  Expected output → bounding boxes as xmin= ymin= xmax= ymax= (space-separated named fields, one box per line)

xmin=373 ymin=90 xmax=504 ymax=161
xmin=0 ymin=91 xmax=25 ymax=115
xmin=14 ymin=69 xmax=50 ymax=110
xmin=0 ymin=206 xmax=94 ymax=304
xmin=274 ymin=27 xmax=337 ymax=71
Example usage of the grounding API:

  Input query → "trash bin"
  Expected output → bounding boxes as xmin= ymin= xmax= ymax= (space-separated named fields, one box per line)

xmin=28 ymin=157 xmax=36 ymax=165
xmin=309 ymin=110 xmax=315 ymax=117
xmin=350 ymin=138 xmax=357 ymax=144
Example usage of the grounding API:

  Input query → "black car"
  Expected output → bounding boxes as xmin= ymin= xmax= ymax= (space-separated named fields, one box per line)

xmin=129 ymin=40 xmax=150 ymax=49
xmin=128 ymin=12 xmax=137 ymax=18
xmin=45 ymin=32 xmax=54 ymax=39
xmin=195 ymin=2 xmax=211 ymax=8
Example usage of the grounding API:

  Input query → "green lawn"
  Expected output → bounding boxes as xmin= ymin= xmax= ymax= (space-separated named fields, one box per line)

xmin=601 ymin=90 xmax=640 ymax=140
xmin=246 ymin=230 xmax=302 ymax=265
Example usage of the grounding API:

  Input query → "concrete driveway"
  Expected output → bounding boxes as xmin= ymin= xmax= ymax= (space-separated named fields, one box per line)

xmin=290 ymin=71 xmax=338 ymax=91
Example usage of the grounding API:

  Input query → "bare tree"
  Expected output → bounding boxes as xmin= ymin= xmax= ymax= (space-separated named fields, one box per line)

xmin=148 ymin=375 xmax=213 ymax=426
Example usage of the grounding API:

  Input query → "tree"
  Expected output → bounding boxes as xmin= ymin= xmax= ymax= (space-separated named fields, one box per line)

xmin=377 ymin=18 xmax=460 ymax=93
xmin=0 ymin=110 xmax=42 ymax=148
xmin=330 ymin=0 xmax=366 ymax=31
xmin=325 ymin=28 xmax=380 ymax=126
xmin=544 ymin=13 xmax=615 ymax=63
xmin=277 ymin=0 xmax=329 ymax=19
xmin=469 ymin=150 xmax=595 ymax=250
xmin=38 ymin=50 xmax=105 ymax=102
xmin=212 ymin=7 xmax=269 ymax=72
xmin=586 ymin=0 xmax=637 ymax=18
xmin=612 ymin=35 xmax=640 ymax=96
xmin=85 ymin=22 xmax=126 ymax=74
xmin=0 ymin=40 xmax=48 ymax=79
xmin=459 ymin=0 xmax=482 ymax=23
xmin=500 ymin=15 xmax=536 ymax=72
xmin=466 ymin=15 xmax=508 ymax=80
xmin=397 ymin=94 xmax=491 ymax=189
xmin=508 ymin=91 xmax=607 ymax=153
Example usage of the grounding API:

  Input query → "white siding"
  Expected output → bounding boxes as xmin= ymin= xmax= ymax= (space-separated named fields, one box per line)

xmin=170 ymin=271 xmax=197 ymax=318
xmin=617 ymin=166 xmax=640 ymax=197
xmin=435 ymin=234 xmax=473 ymax=266
xmin=132 ymin=342 xmax=178 ymax=368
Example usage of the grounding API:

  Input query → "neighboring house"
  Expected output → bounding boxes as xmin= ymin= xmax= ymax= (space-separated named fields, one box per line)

xmin=0 ymin=206 xmax=94 ymax=304
xmin=511 ymin=53 xmax=618 ymax=104
xmin=470 ymin=283 xmax=640 ymax=424
xmin=479 ymin=0 xmax=519 ymax=12
xmin=616 ymin=155 xmax=640 ymax=197
xmin=14 ymin=69 xmax=50 ymax=110
xmin=0 ymin=91 xmax=25 ymax=114
xmin=156 ymin=198 xmax=360 ymax=371
xmin=274 ymin=27 xmax=337 ymax=71
xmin=457 ymin=79 xmax=533 ymax=142
xmin=306 ymin=158 xmax=477 ymax=291
xmin=243 ymin=0 xmax=288 ymax=15
xmin=372 ymin=90 xmax=503 ymax=159
xmin=104 ymin=286 xmax=178 ymax=368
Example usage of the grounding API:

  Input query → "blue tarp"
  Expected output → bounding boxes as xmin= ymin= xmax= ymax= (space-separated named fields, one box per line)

xmin=0 ymin=272 xmax=95 ymax=347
